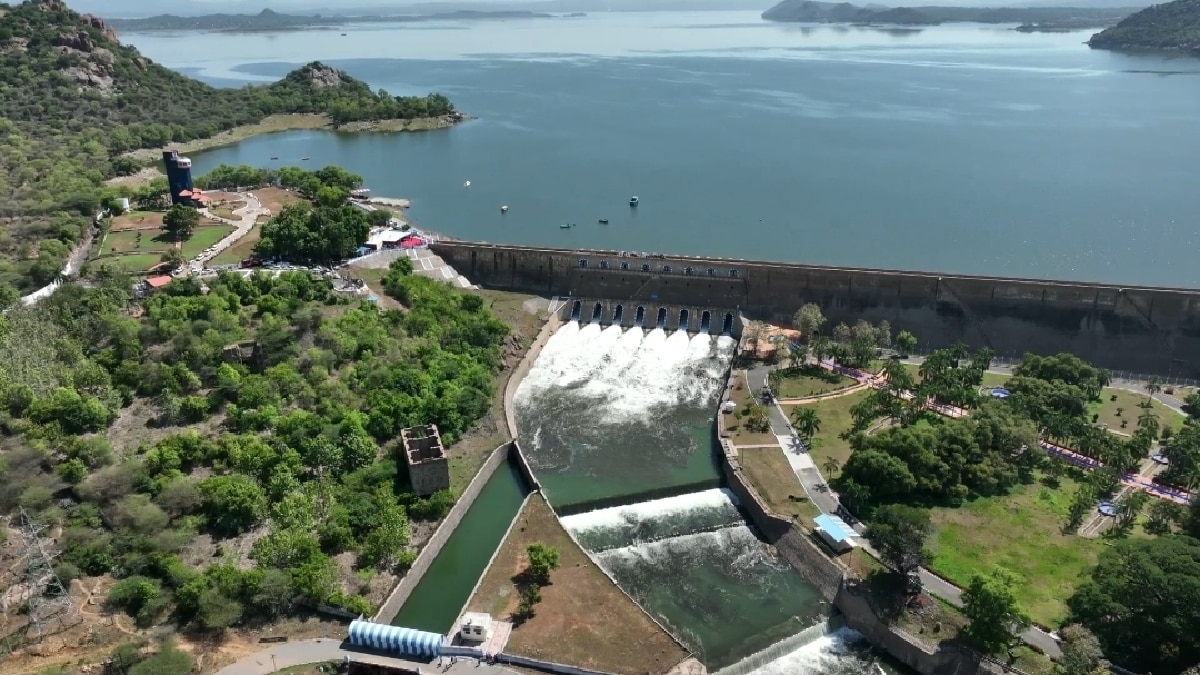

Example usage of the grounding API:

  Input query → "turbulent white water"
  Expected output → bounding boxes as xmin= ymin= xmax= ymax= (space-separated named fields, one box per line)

xmin=514 ymin=322 xmax=736 ymax=426
xmin=561 ymin=487 xmax=743 ymax=551
xmin=740 ymin=629 xmax=883 ymax=675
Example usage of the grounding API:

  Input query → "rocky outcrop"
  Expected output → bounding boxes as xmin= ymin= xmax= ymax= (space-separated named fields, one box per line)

xmin=301 ymin=63 xmax=346 ymax=89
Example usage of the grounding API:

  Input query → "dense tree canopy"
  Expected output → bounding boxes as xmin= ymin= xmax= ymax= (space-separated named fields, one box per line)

xmin=256 ymin=201 xmax=370 ymax=264
xmin=1067 ymin=535 xmax=1200 ymax=675
xmin=0 ymin=255 xmax=506 ymax=630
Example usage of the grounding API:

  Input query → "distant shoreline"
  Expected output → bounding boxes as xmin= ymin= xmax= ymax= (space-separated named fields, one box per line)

xmin=121 ymin=112 xmax=468 ymax=165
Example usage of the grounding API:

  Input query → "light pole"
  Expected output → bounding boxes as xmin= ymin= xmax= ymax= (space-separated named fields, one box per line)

xmin=271 ymin=654 xmax=277 ymax=672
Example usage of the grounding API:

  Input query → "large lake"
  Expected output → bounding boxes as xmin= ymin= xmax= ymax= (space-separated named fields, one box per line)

xmin=124 ymin=12 xmax=1200 ymax=287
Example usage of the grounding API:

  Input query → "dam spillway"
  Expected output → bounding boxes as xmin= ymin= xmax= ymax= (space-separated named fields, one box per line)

xmin=513 ymin=321 xmax=873 ymax=669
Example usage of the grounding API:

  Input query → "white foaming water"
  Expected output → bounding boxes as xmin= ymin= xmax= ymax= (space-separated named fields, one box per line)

xmin=514 ymin=322 xmax=736 ymax=425
xmin=741 ymin=628 xmax=880 ymax=675
xmin=561 ymin=487 xmax=739 ymax=533
xmin=562 ymin=488 xmax=744 ymax=551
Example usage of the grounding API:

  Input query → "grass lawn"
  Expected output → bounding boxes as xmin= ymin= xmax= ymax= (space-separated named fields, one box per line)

xmin=899 ymin=364 xmax=1008 ymax=391
xmin=209 ymin=224 xmax=262 ymax=266
xmin=926 ymin=475 xmax=1104 ymax=627
xmin=724 ymin=370 xmax=778 ymax=447
xmin=101 ymin=229 xmax=167 ymax=256
xmin=100 ymin=253 xmax=165 ymax=272
xmin=181 ymin=224 xmax=235 ymax=258
xmin=772 ymin=364 xmax=857 ymax=399
xmin=1091 ymin=387 xmax=1185 ymax=436
xmin=467 ymin=495 xmax=687 ymax=675
xmin=782 ymin=388 xmax=874 ymax=473
xmin=738 ymin=446 xmax=821 ymax=529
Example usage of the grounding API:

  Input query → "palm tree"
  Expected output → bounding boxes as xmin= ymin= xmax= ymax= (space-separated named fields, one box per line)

xmin=793 ymin=407 xmax=821 ymax=442
xmin=822 ymin=456 xmax=840 ymax=478
xmin=788 ymin=342 xmax=808 ymax=370
xmin=1147 ymin=376 xmax=1163 ymax=402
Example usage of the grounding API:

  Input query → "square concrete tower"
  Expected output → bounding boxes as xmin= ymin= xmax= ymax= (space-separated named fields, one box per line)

xmin=401 ymin=424 xmax=450 ymax=496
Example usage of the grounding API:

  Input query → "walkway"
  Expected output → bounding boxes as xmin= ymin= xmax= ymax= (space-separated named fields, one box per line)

xmin=746 ymin=364 xmax=1064 ymax=657
xmin=213 ymin=638 xmax=521 ymax=675
xmin=191 ymin=192 xmax=267 ymax=273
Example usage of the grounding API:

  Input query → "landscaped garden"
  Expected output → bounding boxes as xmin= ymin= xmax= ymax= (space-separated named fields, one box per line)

xmin=769 ymin=364 xmax=858 ymax=399
xmin=781 ymin=388 xmax=874 ymax=473
xmin=1091 ymin=387 xmax=1185 ymax=435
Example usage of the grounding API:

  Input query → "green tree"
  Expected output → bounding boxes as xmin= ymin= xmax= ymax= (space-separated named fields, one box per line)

xmin=128 ymin=645 xmax=194 ymax=675
xmin=360 ymin=497 xmax=411 ymax=570
xmin=1145 ymin=499 xmax=1184 ymax=536
xmin=162 ymin=204 xmax=200 ymax=242
xmin=961 ymin=567 xmax=1031 ymax=655
xmin=793 ymin=303 xmax=825 ymax=340
xmin=895 ymin=330 xmax=917 ymax=356
xmin=367 ymin=208 xmax=393 ymax=228
xmin=864 ymin=504 xmax=931 ymax=587
xmin=821 ymin=456 xmax=841 ymax=478
xmin=1056 ymin=624 xmax=1107 ymax=675
xmin=526 ymin=542 xmax=561 ymax=585
xmin=1067 ymin=535 xmax=1200 ymax=675
xmin=792 ymin=407 xmax=821 ymax=442
xmin=199 ymin=475 xmax=267 ymax=536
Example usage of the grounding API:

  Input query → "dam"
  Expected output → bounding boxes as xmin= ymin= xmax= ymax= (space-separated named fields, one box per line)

xmin=433 ymin=242 xmax=1200 ymax=377
xmin=512 ymin=318 xmax=884 ymax=671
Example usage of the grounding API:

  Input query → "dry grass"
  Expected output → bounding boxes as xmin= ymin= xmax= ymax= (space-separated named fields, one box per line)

xmin=738 ymin=447 xmax=821 ymax=529
xmin=208 ymin=189 xmax=303 ymax=266
xmin=254 ymin=187 xmax=306 ymax=216
xmin=110 ymin=211 xmax=166 ymax=232
xmin=121 ymin=115 xmax=335 ymax=163
xmin=467 ymin=495 xmax=688 ymax=675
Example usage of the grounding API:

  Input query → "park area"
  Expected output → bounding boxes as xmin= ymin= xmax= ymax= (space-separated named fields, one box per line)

xmin=209 ymin=188 xmax=305 ymax=266
xmin=770 ymin=364 xmax=858 ymax=399
xmin=1091 ymin=387 xmax=1186 ymax=435
xmin=925 ymin=474 xmax=1103 ymax=627
xmin=99 ymin=223 xmax=233 ymax=270
xmin=781 ymin=388 xmax=874 ymax=472
xmin=466 ymin=495 xmax=688 ymax=675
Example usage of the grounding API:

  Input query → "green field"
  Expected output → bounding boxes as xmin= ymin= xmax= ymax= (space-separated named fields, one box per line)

xmin=739 ymin=446 xmax=822 ymax=528
xmin=782 ymin=388 xmax=874 ymax=473
xmin=772 ymin=364 xmax=857 ymax=399
xmin=180 ymin=224 xmax=234 ymax=258
xmin=99 ymin=253 xmax=163 ymax=272
xmin=927 ymin=475 xmax=1104 ymax=627
xmin=1091 ymin=387 xmax=1185 ymax=435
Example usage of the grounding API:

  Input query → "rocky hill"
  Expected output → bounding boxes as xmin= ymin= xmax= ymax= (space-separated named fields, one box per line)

xmin=1088 ymin=0 xmax=1200 ymax=52
xmin=0 ymin=0 xmax=455 ymax=300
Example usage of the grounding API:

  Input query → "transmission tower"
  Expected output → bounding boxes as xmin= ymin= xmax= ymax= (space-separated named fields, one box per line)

xmin=15 ymin=507 xmax=73 ymax=640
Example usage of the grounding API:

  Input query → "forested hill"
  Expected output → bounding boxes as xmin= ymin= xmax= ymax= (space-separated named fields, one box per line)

xmin=760 ymin=0 xmax=1136 ymax=27
xmin=0 ymin=0 xmax=456 ymax=301
xmin=1087 ymin=0 xmax=1200 ymax=52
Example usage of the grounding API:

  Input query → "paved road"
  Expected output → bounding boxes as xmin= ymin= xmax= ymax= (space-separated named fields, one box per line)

xmin=191 ymin=192 xmax=267 ymax=273
xmin=214 ymin=638 xmax=521 ymax=675
xmin=750 ymin=363 xmax=1064 ymax=658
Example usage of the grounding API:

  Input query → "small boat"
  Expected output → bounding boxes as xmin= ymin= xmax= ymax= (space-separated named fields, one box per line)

xmin=464 ymin=180 xmax=471 ymax=188
xmin=341 ymin=33 xmax=348 ymax=36
xmin=501 ymin=205 xmax=509 ymax=213
xmin=560 ymin=223 xmax=572 ymax=229
xmin=301 ymin=157 xmax=310 ymax=161
xmin=598 ymin=218 xmax=609 ymax=224
xmin=270 ymin=156 xmax=278 ymax=160
xmin=629 ymin=196 xmax=639 ymax=207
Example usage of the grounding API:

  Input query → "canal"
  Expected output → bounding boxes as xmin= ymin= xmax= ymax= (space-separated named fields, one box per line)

xmin=390 ymin=459 xmax=528 ymax=632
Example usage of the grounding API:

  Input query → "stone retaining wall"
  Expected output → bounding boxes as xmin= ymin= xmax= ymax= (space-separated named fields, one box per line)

xmin=374 ymin=442 xmax=509 ymax=624
xmin=499 ymin=653 xmax=619 ymax=675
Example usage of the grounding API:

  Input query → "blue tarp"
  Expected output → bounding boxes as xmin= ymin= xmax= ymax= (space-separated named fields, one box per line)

xmin=814 ymin=514 xmax=857 ymax=543
xmin=991 ymin=388 xmax=1011 ymax=399
xmin=348 ymin=620 xmax=444 ymax=657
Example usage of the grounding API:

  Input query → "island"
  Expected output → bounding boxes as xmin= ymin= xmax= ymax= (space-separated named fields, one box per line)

xmin=1087 ymin=0 xmax=1200 ymax=53
xmin=104 ymin=7 xmax=555 ymax=33
xmin=0 ymin=0 xmax=462 ymax=301
xmin=761 ymin=0 xmax=1139 ymax=30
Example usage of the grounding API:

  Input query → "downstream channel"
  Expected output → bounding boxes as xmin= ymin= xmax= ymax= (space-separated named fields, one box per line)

xmin=513 ymin=322 xmax=886 ymax=671
xmin=389 ymin=459 xmax=528 ymax=632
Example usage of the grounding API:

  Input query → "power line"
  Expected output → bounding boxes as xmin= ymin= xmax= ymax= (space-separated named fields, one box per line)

xmin=15 ymin=507 xmax=74 ymax=640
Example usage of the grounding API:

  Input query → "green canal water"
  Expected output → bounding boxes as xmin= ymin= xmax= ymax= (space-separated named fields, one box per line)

xmin=389 ymin=459 xmax=528 ymax=633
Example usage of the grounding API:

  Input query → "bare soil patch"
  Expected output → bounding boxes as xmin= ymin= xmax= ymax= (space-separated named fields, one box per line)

xmin=254 ymin=187 xmax=305 ymax=216
xmin=468 ymin=495 xmax=687 ymax=675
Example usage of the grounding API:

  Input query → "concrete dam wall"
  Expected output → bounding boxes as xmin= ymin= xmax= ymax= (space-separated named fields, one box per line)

xmin=432 ymin=242 xmax=1200 ymax=377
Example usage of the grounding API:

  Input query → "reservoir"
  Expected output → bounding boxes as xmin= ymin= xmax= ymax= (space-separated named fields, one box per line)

xmin=124 ymin=12 xmax=1200 ymax=288
xmin=389 ymin=459 xmax=527 ymax=633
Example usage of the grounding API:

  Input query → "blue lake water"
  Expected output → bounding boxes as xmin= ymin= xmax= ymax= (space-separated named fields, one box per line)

xmin=124 ymin=12 xmax=1200 ymax=286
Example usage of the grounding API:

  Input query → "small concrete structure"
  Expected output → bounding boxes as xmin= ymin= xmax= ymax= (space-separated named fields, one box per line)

xmin=402 ymin=424 xmax=451 ymax=496
xmin=458 ymin=612 xmax=492 ymax=643
xmin=814 ymin=513 xmax=859 ymax=554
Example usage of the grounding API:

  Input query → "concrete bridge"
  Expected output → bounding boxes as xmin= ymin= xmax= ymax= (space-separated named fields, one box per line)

xmin=431 ymin=241 xmax=1200 ymax=378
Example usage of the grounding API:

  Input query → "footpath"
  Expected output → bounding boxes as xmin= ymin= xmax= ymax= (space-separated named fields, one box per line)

xmin=191 ymin=192 xmax=268 ymax=273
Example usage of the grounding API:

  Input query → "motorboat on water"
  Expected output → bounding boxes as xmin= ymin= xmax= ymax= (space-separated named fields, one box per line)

xmin=560 ymin=223 xmax=573 ymax=229
xmin=629 ymin=196 xmax=639 ymax=207
xmin=598 ymin=218 xmax=609 ymax=224
xmin=501 ymin=205 xmax=509 ymax=213
xmin=464 ymin=180 xmax=471 ymax=188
